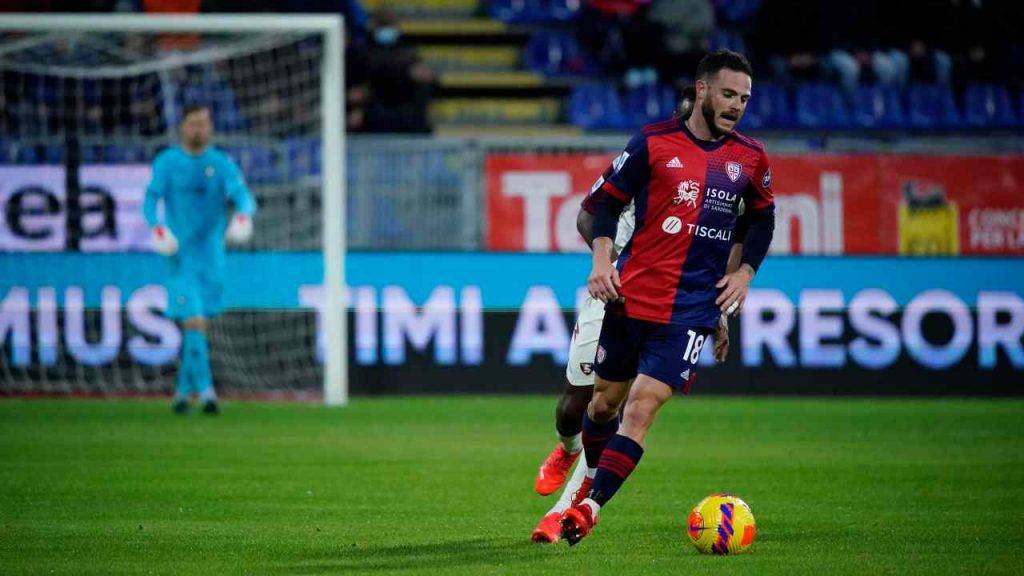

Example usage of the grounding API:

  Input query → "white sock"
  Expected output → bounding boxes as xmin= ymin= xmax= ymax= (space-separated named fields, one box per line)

xmin=581 ymin=497 xmax=601 ymax=516
xmin=550 ymin=458 xmax=588 ymax=514
xmin=559 ymin=432 xmax=582 ymax=453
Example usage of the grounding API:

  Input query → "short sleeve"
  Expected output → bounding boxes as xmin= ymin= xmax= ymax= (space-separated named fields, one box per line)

xmin=745 ymin=148 xmax=774 ymax=211
xmin=581 ymin=132 xmax=650 ymax=213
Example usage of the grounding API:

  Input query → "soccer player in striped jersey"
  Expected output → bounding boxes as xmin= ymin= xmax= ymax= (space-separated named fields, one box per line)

xmin=144 ymin=104 xmax=256 ymax=415
xmin=559 ymin=50 xmax=775 ymax=545
xmin=531 ymin=86 xmax=747 ymax=543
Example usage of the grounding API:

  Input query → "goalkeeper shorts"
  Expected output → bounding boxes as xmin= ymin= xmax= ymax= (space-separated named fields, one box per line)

xmin=166 ymin=271 xmax=223 ymax=320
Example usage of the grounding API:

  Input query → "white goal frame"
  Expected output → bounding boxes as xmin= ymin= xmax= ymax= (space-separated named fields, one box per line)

xmin=0 ymin=13 xmax=349 ymax=406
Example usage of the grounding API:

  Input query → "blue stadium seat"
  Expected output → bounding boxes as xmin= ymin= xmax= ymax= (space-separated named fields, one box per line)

xmin=221 ymin=144 xmax=279 ymax=184
xmin=851 ymin=85 xmax=905 ymax=129
xmin=964 ymin=84 xmax=1017 ymax=128
xmin=488 ymin=0 xmax=579 ymax=23
xmin=714 ymin=0 xmax=762 ymax=25
xmin=524 ymin=30 xmax=597 ymax=76
xmin=625 ymin=82 xmax=676 ymax=126
xmin=743 ymin=83 xmax=790 ymax=129
xmin=709 ymin=29 xmax=746 ymax=55
xmin=906 ymin=84 xmax=960 ymax=129
xmin=568 ymin=83 xmax=630 ymax=130
xmin=284 ymin=136 xmax=321 ymax=180
xmin=794 ymin=83 xmax=850 ymax=129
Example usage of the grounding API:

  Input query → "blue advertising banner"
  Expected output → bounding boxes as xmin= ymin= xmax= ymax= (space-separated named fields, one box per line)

xmin=1 ymin=252 xmax=1022 ymax=395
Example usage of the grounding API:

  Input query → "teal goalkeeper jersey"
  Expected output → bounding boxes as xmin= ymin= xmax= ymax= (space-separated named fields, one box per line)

xmin=143 ymin=145 xmax=256 ymax=272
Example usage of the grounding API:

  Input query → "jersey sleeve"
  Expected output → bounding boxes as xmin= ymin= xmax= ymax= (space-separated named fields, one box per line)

xmin=143 ymin=151 xmax=170 ymax=227
xmin=744 ymin=148 xmax=774 ymax=212
xmin=581 ymin=131 xmax=650 ymax=214
xmin=220 ymin=154 xmax=256 ymax=216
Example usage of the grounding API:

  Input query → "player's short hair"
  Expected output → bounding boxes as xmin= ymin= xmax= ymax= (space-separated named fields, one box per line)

xmin=696 ymin=50 xmax=753 ymax=81
xmin=181 ymin=103 xmax=210 ymax=122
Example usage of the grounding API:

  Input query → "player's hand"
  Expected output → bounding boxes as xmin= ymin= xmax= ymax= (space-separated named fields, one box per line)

xmin=715 ymin=264 xmax=753 ymax=317
xmin=588 ymin=257 xmax=621 ymax=303
xmin=713 ymin=314 xmax=729 ymax=363
xmin=151 ymin=225 xmax=178 ymax=256
xmin=225 ymin=214 xmax=253 ymax=244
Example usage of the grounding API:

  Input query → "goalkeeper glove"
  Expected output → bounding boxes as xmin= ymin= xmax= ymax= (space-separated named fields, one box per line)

xmin=225 ymin=213 xmax=253 ymax=244
xmin=151 ymin=225 xmax=178 ymax=256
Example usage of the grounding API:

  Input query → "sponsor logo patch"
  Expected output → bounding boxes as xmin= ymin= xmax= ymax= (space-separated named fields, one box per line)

xmin=612 ymin=151 xmax=630 ymax=174
xmin=674 ymin=179 xmax=701 ymax=207
xmin=662 ymin=216 xmax=683 ymax=234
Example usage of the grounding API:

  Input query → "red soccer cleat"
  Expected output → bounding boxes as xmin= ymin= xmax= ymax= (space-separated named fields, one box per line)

xmin=534 ymin=444 xmax=581 ymax=496
xmin=561 ymin=502 xmax=598 ymax=546
xmin=570 ymin=476 xmax=592 ymax=508
xmin=530 ymin=511 xmax=563 ymax=543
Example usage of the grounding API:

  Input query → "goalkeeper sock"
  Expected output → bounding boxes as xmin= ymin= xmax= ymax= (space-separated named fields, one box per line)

xmin=183 ymin=330 xmax=216 ymax=402
xmin=174 ymin=367 xmax=191 ymax=401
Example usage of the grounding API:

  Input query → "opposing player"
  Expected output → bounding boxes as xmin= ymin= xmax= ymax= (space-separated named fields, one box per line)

xmin=143 ymin=104 xmax=256 ymax=415
xmin=531 ymin=86 xmax=745 ymax=543
xmin=559 ymin=50 xmax=775 ymax=545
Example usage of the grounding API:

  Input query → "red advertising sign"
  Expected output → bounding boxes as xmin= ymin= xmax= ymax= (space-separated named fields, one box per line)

xmin=485 ymin=153 xmax=1024 ymax=255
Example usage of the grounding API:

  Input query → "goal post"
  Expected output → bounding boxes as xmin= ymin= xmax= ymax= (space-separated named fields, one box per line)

xmin=0 ymin=13 xmax=348 ymax=406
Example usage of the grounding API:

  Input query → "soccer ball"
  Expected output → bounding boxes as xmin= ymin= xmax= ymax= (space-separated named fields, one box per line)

xmin=686 ymin=493 xmax=756 ymax=555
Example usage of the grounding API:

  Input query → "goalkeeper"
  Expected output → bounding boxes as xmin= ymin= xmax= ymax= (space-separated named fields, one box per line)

xmin=143 ymin=104 xmax=256 ymax=415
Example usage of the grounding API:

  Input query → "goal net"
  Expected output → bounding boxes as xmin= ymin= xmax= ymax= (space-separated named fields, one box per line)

xmin=0 ymin=15 xmax=347 ymax=404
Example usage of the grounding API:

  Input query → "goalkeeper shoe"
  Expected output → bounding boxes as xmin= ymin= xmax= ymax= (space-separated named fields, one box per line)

xmin=535 ymin=444 xmax=581 ymax=495
xmin=531 ymin=511 xmax=563 ymax=544
xmin=561 ymin=502 xmax=598 ymax=547
xmin=202 ymin=400 xmax=220 ymax=416
xmin=172 ymin=399 xmax=190 ymax=415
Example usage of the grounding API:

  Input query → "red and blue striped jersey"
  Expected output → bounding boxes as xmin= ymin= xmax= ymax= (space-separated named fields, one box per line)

xmin=583 ymin=117 xmax=774 ymax=327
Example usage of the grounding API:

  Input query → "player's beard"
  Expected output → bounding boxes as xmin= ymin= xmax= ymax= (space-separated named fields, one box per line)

xmin=701 ymin=98 xmax=727 ymax=139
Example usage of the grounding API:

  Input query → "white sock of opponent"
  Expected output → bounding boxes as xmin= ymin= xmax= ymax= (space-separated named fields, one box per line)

xmin=549 ymin=458 xmax=589 ymax=515
xmin=559 ymin=432 xmax=582 ymax=454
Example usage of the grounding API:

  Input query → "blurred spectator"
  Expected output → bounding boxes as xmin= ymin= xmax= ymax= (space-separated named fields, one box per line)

xmin=1 ymin=0 xmax=118 ymax=10
xmin=347 ymin=9 xmax=436 ymax=133
xmin=145 ymin=0 xmax=200 ymax=12
xmin=751 ymin=0 xmax=826 ymax=85
xmin=646 ymin=0 xmax=714 ymax=82
xmin=576 ymin=0 xmax=657 ymax=76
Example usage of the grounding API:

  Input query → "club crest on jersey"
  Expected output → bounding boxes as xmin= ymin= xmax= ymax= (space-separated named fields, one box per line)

xmin=725 ymin=161 xmax=742 ymax=182
xmin=674 ymin=179 xmax=700 ymax=207
xmin=205 ymin=166 xmax=215 ymax=178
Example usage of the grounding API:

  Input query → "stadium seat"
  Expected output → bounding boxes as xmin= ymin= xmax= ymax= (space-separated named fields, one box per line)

xmin=743 ymin=83 xmax=790 ymax=129
xmin=568 ymin=83 xmax=630 ymax=130
xmin=906 ymin=84 xmax=960 ymax=129
xmin=794 ymin=83 xmax=851 ymax=129
xmin=220 ymin=144 xmax=279 ymax=184
xmin=524 ymin=30 xmax=597 ymax=76
xmin=284 ymin=136 xmax=321 ymax=180
xmin=963 ymin=84 xmax=1017 ymax=128
xmin=488 ymin=0 xmax=579 ymax=23
xmin=851 ymin=85 xmax=905 ymax=129
xmin=625 ymin=82 xmax=676 ymax=126
xmin=709 ymin=29 xmax=747 ymax=55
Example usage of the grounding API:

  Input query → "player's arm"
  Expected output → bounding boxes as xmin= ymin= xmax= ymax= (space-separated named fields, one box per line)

xmin=222 ymin=156 xmax=257 ymax=244
xmin=716 ymin=153 xmax=775 ymax=316
xmin=714 ymin=207 xmax=750 ymax=362
xmin=143 ymin=152 xmax=178 ymax=256
xmin=587 ymin=133 xmax=649 ymax=302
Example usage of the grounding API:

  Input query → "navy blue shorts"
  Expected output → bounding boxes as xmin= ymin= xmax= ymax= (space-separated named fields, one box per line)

xmin=593 ymin=308 xmax=712 ymax=392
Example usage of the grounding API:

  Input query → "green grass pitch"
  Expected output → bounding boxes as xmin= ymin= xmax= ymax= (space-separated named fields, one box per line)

xmin=1 ymin=396 xmax=1023 ymax=575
